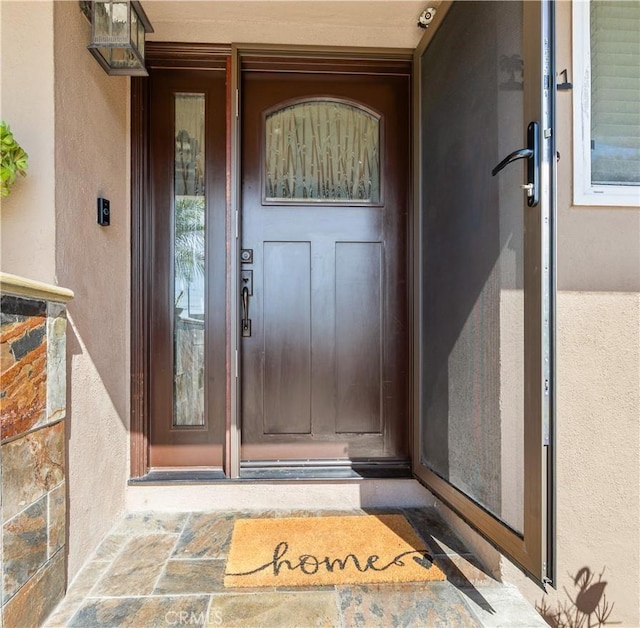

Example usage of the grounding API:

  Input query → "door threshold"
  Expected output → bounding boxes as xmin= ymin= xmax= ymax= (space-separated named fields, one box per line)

xmin=240 ymin=459 xmax=412 ymax=480
xmin=129 ymin=461 xmax=412 ymax=484
xmin=129 ymin=469 xmax=227 ymax=485
xmin=240 ymin=466 xmax=412 ymax=480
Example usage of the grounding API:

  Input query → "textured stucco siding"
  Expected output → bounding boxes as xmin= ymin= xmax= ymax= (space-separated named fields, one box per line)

xmin=0 ymin=1 xmax=56 ymax=283
xmin=53 ymin=2 xmax=131 ymax=581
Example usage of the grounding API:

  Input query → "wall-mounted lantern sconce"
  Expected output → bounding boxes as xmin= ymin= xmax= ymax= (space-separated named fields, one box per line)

xmin=81 ymin=1 xmax=154 ymax=76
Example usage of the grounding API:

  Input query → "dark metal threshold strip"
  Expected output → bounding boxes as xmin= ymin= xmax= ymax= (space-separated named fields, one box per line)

xmin=129 ymin=461 xmax=412 ymax=484
xmin=240 ymin=465 xmax=412 ymax=480
xmin=129 ymin=469 xmax=228 ymax=484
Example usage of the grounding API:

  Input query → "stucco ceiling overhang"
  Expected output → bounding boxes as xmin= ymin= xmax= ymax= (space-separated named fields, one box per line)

xmin=143 ymin=1 xmax=443 ymax=49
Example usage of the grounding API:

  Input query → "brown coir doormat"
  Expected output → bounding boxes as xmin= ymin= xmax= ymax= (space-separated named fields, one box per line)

xmin=223 ymin=515 xmax=445 ymax=587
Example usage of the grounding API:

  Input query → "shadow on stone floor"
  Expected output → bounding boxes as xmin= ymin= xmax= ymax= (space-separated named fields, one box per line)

xmin=44 ymin=508 xmax=546 ymax=628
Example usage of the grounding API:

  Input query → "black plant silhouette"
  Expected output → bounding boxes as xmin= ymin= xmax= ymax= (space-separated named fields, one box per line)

xmin=536 ymin=567 xmax=615 ymax=628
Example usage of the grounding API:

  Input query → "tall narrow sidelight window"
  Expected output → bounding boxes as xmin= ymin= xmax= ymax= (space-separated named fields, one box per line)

xmin=264 ymin=100 xmax=380 ymax=203
xmin=145 ymin=61 xmax=227 ymax=472
xmin=173 ymin=93 xmax=205 ymax=426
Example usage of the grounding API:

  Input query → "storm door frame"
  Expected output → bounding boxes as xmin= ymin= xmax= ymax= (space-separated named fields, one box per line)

xmin=411 ymin=1 xmax=556 ymax=585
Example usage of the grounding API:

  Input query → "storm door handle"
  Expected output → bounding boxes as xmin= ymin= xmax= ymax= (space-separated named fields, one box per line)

xmin=491 ymin=121 xmax=540 ymax=207
xmin=491 ymin=148 xmax=533 ymax=176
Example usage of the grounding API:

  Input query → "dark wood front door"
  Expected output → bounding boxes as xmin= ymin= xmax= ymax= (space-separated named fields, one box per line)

xmin=240 ymin=61 xmax=410 ymax=463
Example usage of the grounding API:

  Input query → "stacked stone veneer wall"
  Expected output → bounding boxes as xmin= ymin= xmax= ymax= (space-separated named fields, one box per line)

xmin=1 ymin=276 xmax=72 ymax=628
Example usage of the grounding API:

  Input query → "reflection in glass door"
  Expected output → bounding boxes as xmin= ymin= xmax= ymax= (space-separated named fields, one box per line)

xmin=421 ymin=0 xmax=525 ymax=535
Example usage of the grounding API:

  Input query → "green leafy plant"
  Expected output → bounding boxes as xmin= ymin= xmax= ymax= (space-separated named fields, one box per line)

xmin=1 ymin=121 xmax=29 ymax=197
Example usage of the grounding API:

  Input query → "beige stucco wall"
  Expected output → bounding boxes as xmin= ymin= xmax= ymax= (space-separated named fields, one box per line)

xmin=53 ymin=2 xmax=130 ymax=580
xmin=1 ymin=0 xmax=129 ymax=586
xmin=509 ymin=292 xmax=639 ymax=625
xmin=0 ymin=0 xmax=56 ymax=284
xmin=146 ymin=0 xmax=426 ymax=49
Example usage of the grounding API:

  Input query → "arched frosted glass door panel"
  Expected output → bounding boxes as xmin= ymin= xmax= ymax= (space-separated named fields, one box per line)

xmin=264 ymin=100 xmax=380 ymax=203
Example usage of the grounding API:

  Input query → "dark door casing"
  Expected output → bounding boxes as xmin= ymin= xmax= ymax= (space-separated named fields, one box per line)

xmin=139 ymin=50 xmax=411 ymax=473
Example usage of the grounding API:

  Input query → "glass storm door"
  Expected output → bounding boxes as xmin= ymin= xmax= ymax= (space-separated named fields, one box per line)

xmin=413 ymin=1 xmax=556 ymax=583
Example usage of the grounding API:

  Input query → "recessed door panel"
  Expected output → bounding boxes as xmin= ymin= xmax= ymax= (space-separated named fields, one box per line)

xmin=263 ymin=241 xmax=312 ymax=435
xmin=335 ymin=242 xmax=382 ymax=435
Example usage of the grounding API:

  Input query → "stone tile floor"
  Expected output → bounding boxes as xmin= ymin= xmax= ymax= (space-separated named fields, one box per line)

xmin=45 ymin=508 xmax=546 ymax=627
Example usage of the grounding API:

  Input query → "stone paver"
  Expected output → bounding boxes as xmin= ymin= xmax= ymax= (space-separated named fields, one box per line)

xmin=44 ymin=508 xmax=546 ymax=627
xmin=91 ymin=535 xmax=180 ymax=597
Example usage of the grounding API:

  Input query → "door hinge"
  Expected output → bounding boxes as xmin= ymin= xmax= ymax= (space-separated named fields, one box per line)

xmin=235 ymin=350 xmax=238 ymax=379
xmin=235 ymin=88 xmax=239 ymax=119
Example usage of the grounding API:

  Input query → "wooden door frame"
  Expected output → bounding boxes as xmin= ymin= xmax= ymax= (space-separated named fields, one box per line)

xmin=130 ymin=43 xmax=232 ymax=478
xmin=131 ymin=42 xmax=414 ymax=479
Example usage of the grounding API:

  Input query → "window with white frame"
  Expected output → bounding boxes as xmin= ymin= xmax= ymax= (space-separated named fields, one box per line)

xmin=573 ymin=0 xmax=640 ymax=206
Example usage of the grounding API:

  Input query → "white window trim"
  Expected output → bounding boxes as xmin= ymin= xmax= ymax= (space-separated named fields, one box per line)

xmin=572 ymin=0 xmax=640 ymax=207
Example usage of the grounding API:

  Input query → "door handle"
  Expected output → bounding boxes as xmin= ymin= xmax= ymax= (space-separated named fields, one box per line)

xmin=491 ymin=148 xmax=533 ymax=175
xmin=491 ymin=121 xmax=539 ymax=207
xmin=241 ymin=286 xmax=251 ymax=337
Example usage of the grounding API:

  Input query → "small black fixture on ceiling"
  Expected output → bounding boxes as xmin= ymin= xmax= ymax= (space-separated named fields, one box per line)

xmin=80 ymin=0 xmax=154 ymax=76
xmin=417 ymin=7 xmax=437 ymax=28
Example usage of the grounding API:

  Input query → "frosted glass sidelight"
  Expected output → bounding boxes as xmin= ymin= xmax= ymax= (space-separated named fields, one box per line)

xmin=173 ymin=93 xmax=205 ymax=427
xmin=265 ymin=100 xmax=380 ymax=203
